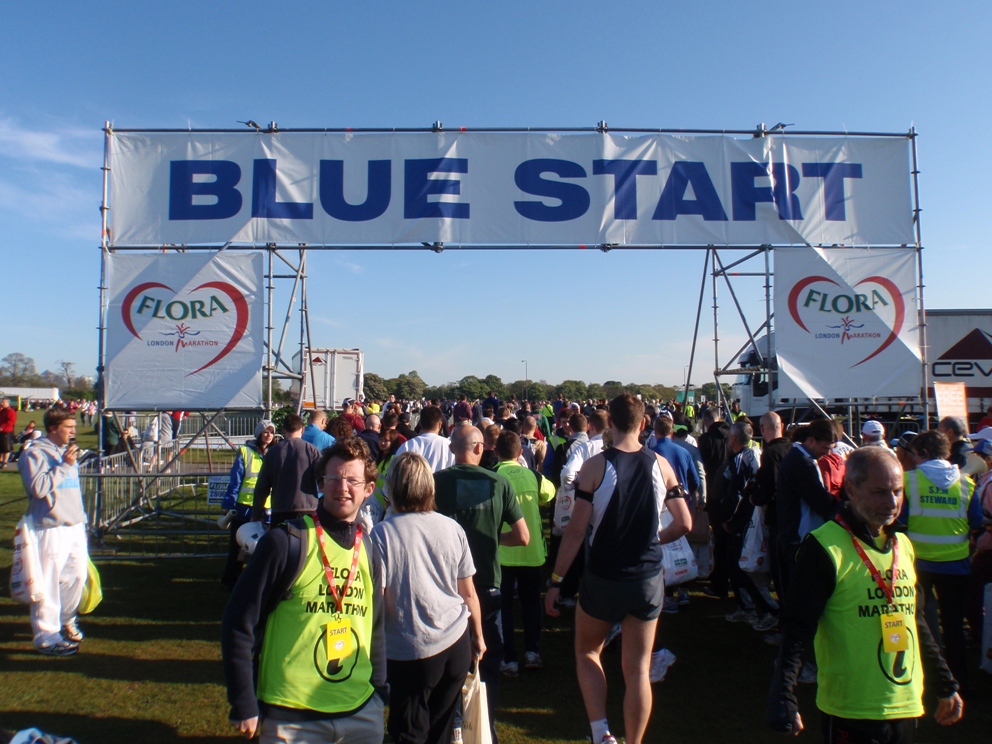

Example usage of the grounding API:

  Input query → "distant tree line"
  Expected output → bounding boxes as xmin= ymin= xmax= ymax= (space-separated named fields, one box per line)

xmin=0 ymin=352 xmax=94 ymax=399
xmin=363 ymin=370 xmax=729 ymax=403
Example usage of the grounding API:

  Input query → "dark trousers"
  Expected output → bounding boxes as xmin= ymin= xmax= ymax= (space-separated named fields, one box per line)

xmin=778 ymin=541 xmax=800 ymax=605
xmin=821 ymin=714 xmax=916 ymax=744
xmin=766 ymin=523 xmax=784 ymax=601
xmin=709 ymin=524 xmax=732 ymax=597
xmin=917 ymin=568 xmax=969 ymax=688
xmin=547 ymin=534 xmax=584 ymax=598
xmin=727 ymin=532 xmax=775 ymax=614
xmin=967 ymin=549 xmax=992 ymax=644
xmin=387 ymin=629 xmax=471 ymax=744
xmin=475 ymin=580 xmax=502 ymax=743
xmin=500 ymin=565 xmax=543 ymax=662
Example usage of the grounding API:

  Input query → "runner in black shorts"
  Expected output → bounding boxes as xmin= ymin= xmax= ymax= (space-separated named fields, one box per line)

xmin=545 ymin=393 xmax=692 ymax=744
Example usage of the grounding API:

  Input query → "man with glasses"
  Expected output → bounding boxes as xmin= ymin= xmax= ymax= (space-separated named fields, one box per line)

xmin=223 ymin=438 xmax=386 ymax=743
xmin=434 ymin=423 xmax=529 ymax=742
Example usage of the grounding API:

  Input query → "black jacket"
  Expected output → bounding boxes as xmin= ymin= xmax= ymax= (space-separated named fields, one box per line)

xmin=766 ymin=505 xmax=957 ymax=731
xmin=775 ymin=444 xmax=836 ymax=546
xmin=357 ymin=429 xmax=382 ymax=463
xmin=698 ymin=421 xmax=731 ymax=514
xmin=221 ymin=501 xmax=387 ymax=722
xmin=251 ymin=437 xmax=321 ymax=521
xmin=751 ymin=437 xmax=791 ymax=527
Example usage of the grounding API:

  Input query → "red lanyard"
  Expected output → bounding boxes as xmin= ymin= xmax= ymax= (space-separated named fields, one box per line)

xmin=313 ymin=522 xmax=363 ymax=615
xmin=835 ymin=514 xmax=897 ymax=603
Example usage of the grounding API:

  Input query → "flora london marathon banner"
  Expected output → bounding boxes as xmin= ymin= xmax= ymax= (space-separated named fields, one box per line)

xmin=105 ymin=252 xmax=264 ymax=409
xmin=108 ymin=132 xmax=913 ymax=247
xmin=773 ymin=247 xmax=921 ymax=401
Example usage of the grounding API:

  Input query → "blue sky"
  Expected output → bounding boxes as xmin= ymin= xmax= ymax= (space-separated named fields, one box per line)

xmin=2 ymin=2 xmax=990 ymax=390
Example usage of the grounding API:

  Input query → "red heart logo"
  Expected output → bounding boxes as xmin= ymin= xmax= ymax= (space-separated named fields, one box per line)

xmin=121 ymin=281 xmax=250 ymax=375
xmin=787 ymin=275 xmax=905 ymax=367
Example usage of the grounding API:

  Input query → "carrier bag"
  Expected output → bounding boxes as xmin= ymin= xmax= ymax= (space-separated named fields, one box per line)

xmin=78 ymin=558 xmax=103 ymax=615
xmin=660 ymin=509 xmax=699 ymax=586
xmin=739 ymin=505 xmax=770 ymax=573
xmin=461 ymin=661 xmax=493 ymax=744
xmin=10 ymin=516 xmax=44 ymax=604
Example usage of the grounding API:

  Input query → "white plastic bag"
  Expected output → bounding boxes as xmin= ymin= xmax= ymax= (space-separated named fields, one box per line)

xmin=739 ymin=506 xmax=770 ymax=573
xmin=552 ymin=487 xmax=572 ymax=536
xmin=461 ymin=662 xmax=493 ymax=744
xmin=10 ymin=516 xmax=44 ymax=604
xmin=981 ymin=583 xmax=992 ymax=675
xmin=660 ymin=509 xmax=698 ymax=587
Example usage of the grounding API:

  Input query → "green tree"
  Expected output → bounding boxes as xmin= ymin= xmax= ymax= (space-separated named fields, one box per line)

xmin=362 ymin=372 xmax=389 ymax=402
xmin=586 ymin=382 xmax=605 ymax=400
xmin=556 ymin=379 xmax=588 ymax=401
xmin=455 ymin=375 xmax=486 ymax=400
xmin=603 ymin=380 xmax=625 ymax=399
xmin=0 ymin=352 xmax=38 ymax=386
xmin=481 ymin=374 xmax=506 ymax=398
xmin=392 ymin=370 xmax=426 ymax=400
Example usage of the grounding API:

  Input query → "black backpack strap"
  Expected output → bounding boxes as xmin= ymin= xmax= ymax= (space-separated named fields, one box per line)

xmin=278 ymin=518 xmax=309 ymax=602
xmin=261 ymin=518 xmax=309 ymax=620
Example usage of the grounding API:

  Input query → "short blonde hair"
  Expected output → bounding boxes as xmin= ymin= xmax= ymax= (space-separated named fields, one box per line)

xmin=386 ymin=452 xmax=436 ymax=513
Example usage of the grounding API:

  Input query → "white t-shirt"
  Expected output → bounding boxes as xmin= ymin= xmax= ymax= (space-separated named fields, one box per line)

xmin=371 ymin=510 xmax=475 ymax=660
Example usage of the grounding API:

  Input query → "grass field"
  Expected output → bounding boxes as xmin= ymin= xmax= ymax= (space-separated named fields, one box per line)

xmin=1 ymin=412 xmax=990 ymax=742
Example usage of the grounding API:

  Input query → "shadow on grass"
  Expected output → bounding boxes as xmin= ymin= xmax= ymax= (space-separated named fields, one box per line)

xmin=0 ymin=650 xmax=222 ymax=685
xmin=0 ymin=712 xmax=232 ymax=744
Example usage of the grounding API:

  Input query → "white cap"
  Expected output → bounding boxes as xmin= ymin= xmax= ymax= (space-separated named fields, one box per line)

xmin=862 ymin=420 xmax=885 ymax=437
xmin=967 ymin=426 xmax=992 ymax=441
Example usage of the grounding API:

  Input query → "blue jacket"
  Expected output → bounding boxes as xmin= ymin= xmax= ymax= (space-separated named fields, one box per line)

xmin=302 ymin=424 xmax=336 ymax=453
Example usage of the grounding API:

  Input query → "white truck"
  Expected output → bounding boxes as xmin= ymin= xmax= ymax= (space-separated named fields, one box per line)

xmin=731 ymin=309 xmax=992 ymax=426
xmin=291 ymin=348 xmax=364 ymax=411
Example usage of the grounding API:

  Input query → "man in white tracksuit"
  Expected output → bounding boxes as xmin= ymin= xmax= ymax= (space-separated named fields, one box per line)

xmin=19 ymin=407 xmax=89 ymax=656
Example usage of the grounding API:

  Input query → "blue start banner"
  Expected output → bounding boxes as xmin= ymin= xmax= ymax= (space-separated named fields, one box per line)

xmin=108 ymin=131 xmax=913 ymax=247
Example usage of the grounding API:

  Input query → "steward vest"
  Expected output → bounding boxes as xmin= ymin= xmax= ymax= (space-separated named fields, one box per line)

xmin=904 ymin=469 xmax=972 ymax=562
xmin=236 ymin=446 xmax=268 ymax=508
xmin=373 ymin=455 xmax=393 ymax=509
xmin=811 ymin=521 xmax=923 ymax=720
xmin=257 ymin=516 xmax=375 ymax=713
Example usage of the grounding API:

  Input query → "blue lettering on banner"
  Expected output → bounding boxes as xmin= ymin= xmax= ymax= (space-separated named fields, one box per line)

xmin=731 ymin=162 xmax=803 ymax=221
xmin=251 ymin=159 xmax=313 ymax=219
xmin=801 ymin=163 xmax=863 ymax=221
xmin=164 ymin=156 xmax=868 ymax=226
xmin=593 ymin=159 xmax=658 ymax=219
xmin=513 ymin=159 xmax=590 ymax=222
xmin=169 ymin=161 xmax=243 ymax=220
xmin=318 ymin=160 xmax=391 ymax=221
xmin=653 ymin=162 xmax=728 ymax=221
xmin=404 ymin=158 xmax=470 ymax=219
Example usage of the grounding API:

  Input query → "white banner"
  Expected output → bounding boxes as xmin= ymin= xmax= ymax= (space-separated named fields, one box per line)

xmin=109 ymin=132 xmax=912 ymax=247
xmin=105 ymin=252 xmax=264 ymax=409
xmin=773 ymin=247 xmax=921 ymax=400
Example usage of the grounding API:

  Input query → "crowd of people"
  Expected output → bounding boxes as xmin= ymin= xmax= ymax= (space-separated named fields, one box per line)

xmin=11 ymin=389 xmax=991 ymax=744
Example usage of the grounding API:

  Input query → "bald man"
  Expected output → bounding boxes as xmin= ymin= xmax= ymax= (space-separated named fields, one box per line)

xmin=434 ymin=423 xmax=529 ymax=740
xmin=302 ymin=410 xmax=335 ymax=452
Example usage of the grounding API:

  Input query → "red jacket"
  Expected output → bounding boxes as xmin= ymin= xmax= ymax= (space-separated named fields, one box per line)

xmin=0 ymin=406 xmax=16 ymax=433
